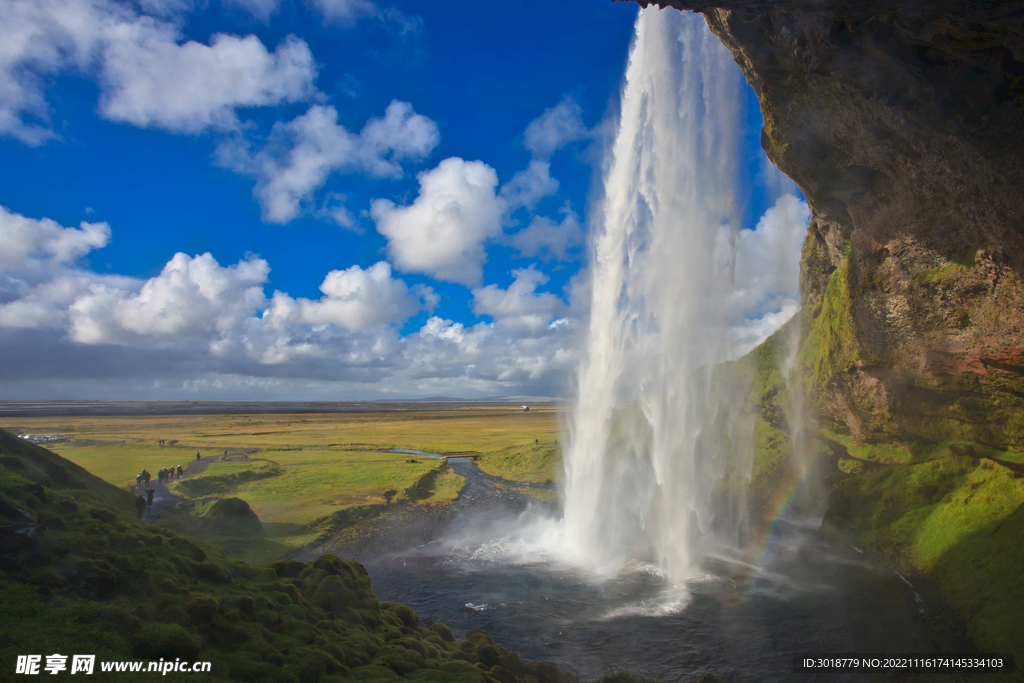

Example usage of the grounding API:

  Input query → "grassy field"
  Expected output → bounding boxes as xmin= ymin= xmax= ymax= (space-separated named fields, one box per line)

xmin=0 ymin=404 xmax=564 ymax=559
xmin=1 ymin=404 xmax=563 ymax=483
xmin=476 ymin=443 xmax=561 ymax=484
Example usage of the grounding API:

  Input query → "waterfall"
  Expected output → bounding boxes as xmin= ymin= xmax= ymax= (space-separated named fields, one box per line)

xmin=562 ymin=7 xmax=753 ymax=581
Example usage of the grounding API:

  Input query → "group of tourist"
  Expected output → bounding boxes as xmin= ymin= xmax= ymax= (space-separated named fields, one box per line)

xmin=132 ymin=452 xmax=203 ymax=518
xmin=157 ymin=465 xmax=185 ymax=484
xmin=133 ymin=464 xmax=184 ymax=491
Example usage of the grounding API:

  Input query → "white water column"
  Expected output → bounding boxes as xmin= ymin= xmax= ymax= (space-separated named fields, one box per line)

xmin=562 ymin=7 xmax=748 ymax=582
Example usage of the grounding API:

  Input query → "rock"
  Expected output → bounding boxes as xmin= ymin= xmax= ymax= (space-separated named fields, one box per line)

xmin=201 ymin=497 xmax=263 ymax=537
xmin=631 ymin=0 xmax=1024 ymax=447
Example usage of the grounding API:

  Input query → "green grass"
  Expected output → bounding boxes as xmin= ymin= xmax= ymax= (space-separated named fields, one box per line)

xmin=825 ymin=443 xmax=1024 ymax=653
xmin=28 ymin=442 xmax=212 ymax=491
xmin=476 ymin=443 xmax=561 ymax=484
xmin=0 ymin=407 xmax=563 ymax=559
xmin=174 ymin=451 xmax=451 ymax=525
xmin=4 ymin=405 xmax=562 ymax=490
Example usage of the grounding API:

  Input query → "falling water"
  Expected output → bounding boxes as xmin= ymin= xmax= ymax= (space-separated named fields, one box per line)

xmin=563 ymin=7 xmax=754 ymax=582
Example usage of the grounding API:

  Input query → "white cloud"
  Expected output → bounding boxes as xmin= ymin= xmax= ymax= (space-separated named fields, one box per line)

xmin=100 ymin=29 xmax=316 ymax=133
xmin=137 ymin=0 xmax=196 ymax=18
xmin=0 ymin=206 xmax=580 ymax=399
xmin=223 ymin=101 xmax=439 ymax=223
xmin=0 ymin=0 xmax=318 ymax=143
xmin=222 ymin=0 xmax=281 ymax=22
xmin=68 ymin=252 xmax=269 ymax=344
xmin=264 ymin=261 xmax=436 ymax=331
xmin=0 ymin=0 xmax=113 ymax=145
xmin=472 ymin=265 xmax=567 ymax=334
xmin=0 ymin=206 xmax=111 ymax=268
xmin=524 ymin=95 xmax=589 ymax=158
xmin=509 ymin=204 xmax=584 ymax=261
xmin=718 ymin=193 xmax=809 ymax=353
xmin=371 ymin=157 xmax=506 ymax=286
xmin=728 ymin=193 xmax=809 ymax=318
xmin=306 ymin=0 xmax=376 ymax=25
xmin=500 ymin=160 xmax=559 ymax=211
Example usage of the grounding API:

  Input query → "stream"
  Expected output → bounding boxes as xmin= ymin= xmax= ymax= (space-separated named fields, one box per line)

xmin=332 ymin=456 xmax=972 ymax=682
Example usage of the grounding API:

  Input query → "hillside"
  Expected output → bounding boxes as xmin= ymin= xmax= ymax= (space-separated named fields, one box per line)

xmin=0 ymin=429 xmax=576 ymax=683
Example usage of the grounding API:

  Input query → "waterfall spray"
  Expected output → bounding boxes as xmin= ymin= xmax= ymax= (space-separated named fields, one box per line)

xmin=562 ymin=7 xmax=752 ymax=581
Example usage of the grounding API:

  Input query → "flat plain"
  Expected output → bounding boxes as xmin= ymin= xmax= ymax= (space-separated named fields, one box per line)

xmin=0 ymin=402 xmax=564 ymax=559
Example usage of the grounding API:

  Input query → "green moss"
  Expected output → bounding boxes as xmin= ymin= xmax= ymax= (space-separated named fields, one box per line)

xmin=913 ymin=262 xmax=970 ymax=285
xmin=170 ymin=460 xmax=283 ymax=498
xmin=820 ymin=429 xmax=914 ymax=465
xmin=798 ymin=259 xmax=858 ymax=409
xmin=824 ymin=445 xmax=1024 ymax=652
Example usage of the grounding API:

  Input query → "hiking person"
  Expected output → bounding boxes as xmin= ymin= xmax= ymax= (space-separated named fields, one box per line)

xmin=135 ymin=495 xmax=146 ymax=518
xmin=196 ymin=451 xmax=201 ymax=461
xmin=135 ymin=473 xmax=143 ymax=490
xmin=143 ymin=470 xmax=151 ymax=487
xmin=176 ymin=464 xmax=183 ymax=479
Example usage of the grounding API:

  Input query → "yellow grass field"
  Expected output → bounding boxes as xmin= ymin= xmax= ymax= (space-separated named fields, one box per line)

xmin=0 ymin=404 xmax=563 ymax=535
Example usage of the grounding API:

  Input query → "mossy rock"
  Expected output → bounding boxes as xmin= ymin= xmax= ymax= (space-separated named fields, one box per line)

xmin=225 ymin=653 xmax=301 ymax=683
xmin=131 ymin=621 xmax=202 ymax=661
xmin=200 ymin=497 xmax=264 ymax=537
xmin=186 ymin=593 xmax=221 ymax=622
xmin=428 ymin=622 xmax=454 ymax=642
xmin=394 ymin=604 xmax=419 ymax=629
xmin=193 ymin=560 xmax=233 ymax=583
xmin=169 ymin=536 xmax=207 ymax=562
xmin=372 ymin=643 xmax=423 ymax=675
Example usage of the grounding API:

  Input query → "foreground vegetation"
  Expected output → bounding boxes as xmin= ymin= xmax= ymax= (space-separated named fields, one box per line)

xmin=0 ymin=430 xmax=586 ymax=683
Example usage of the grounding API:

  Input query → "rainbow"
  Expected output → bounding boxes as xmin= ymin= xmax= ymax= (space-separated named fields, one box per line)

xmin=737 ymin=436 xmax=820 ymax=598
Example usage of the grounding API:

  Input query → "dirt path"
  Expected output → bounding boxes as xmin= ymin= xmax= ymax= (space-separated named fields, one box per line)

xmin=132 ymin=456 xmax=213 ymax=521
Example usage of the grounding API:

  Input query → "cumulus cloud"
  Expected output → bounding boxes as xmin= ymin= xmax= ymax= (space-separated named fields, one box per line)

xmin=371 ymin=157 xmax=506 ymax=286
xmin=524 ymin=95 xmax=590 ymax=158
xmin=499 ymin=160 xmax=559 ymax=211
xmin=472 ymin=265 xmax=568 ymax=334
xmin=509 ymin=204 xmax=584 ymax=262
xmin=728 ymin=194 xmax=809 ymax=316
xmin=720 ymin=193 xmax=809 ymax=354
xmin=264 ymin=261 xmax=436 ymax=331
xmin=68 ymin=252 xmax=269 ymax=344
xmin=0 ymin=206 xmax=111 ymax=268
xmin=100 ymin=30 xmax=316 ymax=132
xmin=222 ymin=0 xmax=282 ymax=22
xmin=306 ymin=0 xmax=377 ymax=25
xmin=0 ymin=0 xmax=318 ymax=143
xmin=0 ymin=205 xmax=581 ymax=399
xmin=0 ymin=0 xmax=110 ymax=144
xmin=222 ymin=101 xmax=439 ymax=224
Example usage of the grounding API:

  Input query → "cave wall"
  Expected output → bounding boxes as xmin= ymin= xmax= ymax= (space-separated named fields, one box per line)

xmin=628 ymin=0 xmax=1024 ymax=446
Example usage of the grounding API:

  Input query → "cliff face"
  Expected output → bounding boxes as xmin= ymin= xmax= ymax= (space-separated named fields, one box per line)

xmin=632 ymin=0 xmax=1024 ymax=447
xmin=625 ymin=0 xmax=1024 ymax=654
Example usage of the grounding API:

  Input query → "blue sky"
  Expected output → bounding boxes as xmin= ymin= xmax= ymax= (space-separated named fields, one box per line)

xmin=0 ymin=0 xmax=805 ymax=400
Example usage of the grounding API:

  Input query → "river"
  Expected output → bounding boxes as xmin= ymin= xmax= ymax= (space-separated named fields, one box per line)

xmin=330 ymin=456 xmax=972 ymax=683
